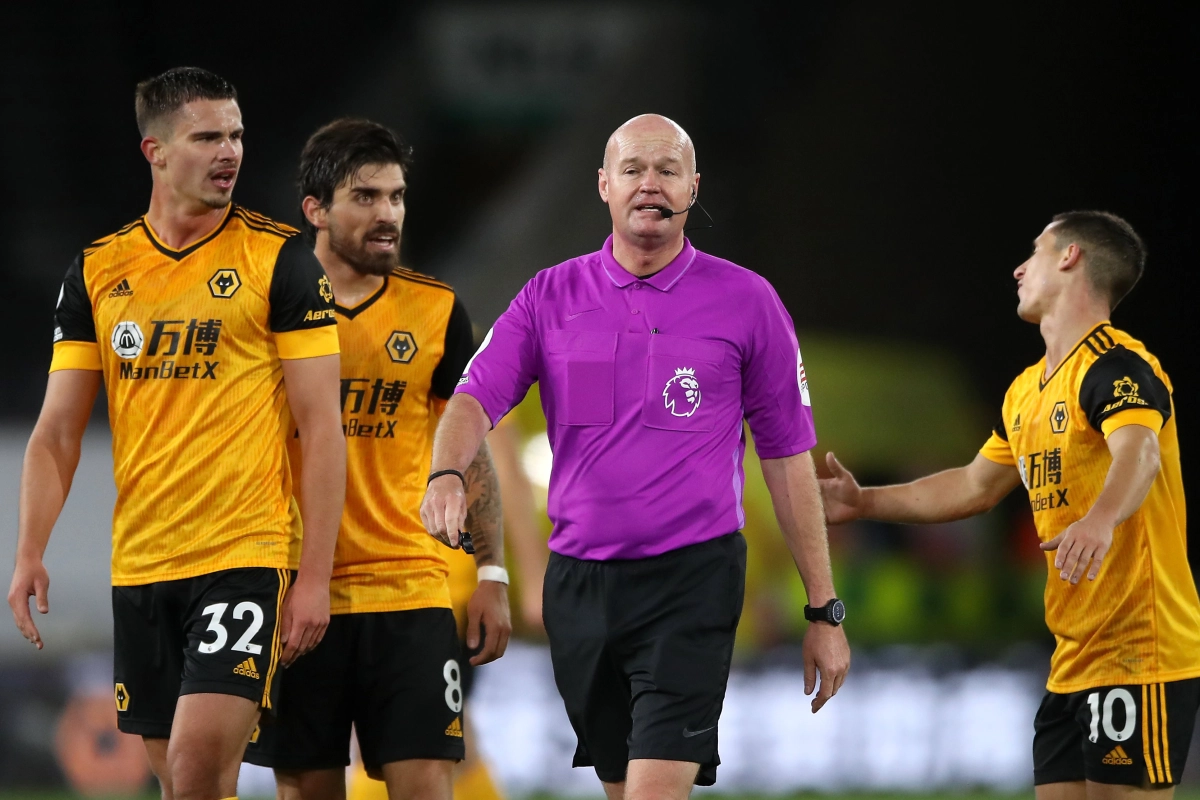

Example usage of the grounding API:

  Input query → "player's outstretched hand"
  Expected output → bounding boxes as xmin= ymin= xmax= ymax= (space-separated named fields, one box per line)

xmin=279 ymin=577 xmax=330 ymax=667
xmin=802 ymin=620 xmax=850 ymax=713
xmin=421 ymin=474 xmax=468 ymax=549
xmin=819 ymin=452 xmax=865 ymax=525
xmin=466 ymin=579 xmax=511 ymax=666
xmin=7 ymin=559 xmax=50 ymax=650
xmin=1040 ymin=515 xmax=1114 ymax=584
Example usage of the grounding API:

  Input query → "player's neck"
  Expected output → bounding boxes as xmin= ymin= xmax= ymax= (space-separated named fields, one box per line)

xmin=145 ymin=186 xmax=228 ymax=251
xmin=314 ymin=238 xmax=385 ymax=307
xmin=611 ymin=229 xmax=685 ymax=278
xmin=1040 ymin=303 xmax=1111 ymax=377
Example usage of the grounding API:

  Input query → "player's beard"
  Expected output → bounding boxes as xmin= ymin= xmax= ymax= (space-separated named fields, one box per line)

xmin=329 ymin=220 xmax=400 ymax=277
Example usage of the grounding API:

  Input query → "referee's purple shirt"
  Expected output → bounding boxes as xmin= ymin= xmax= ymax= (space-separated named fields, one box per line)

xmin=456 ymin=236 xmax=816 ymax=560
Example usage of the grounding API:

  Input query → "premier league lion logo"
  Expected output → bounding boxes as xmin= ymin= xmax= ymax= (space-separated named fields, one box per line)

xmin=663 ymin=367 xmax=702 ymax=418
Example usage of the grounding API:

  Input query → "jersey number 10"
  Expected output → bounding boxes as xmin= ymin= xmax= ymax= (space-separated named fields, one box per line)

xmin=1087 ymin=688 xmax=1137 ymax=743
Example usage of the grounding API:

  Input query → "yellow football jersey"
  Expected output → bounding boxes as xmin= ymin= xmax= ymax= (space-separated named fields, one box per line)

xmin=289 ymin=267 xmax=476 ymax=615
xmin=49 ymin=206 xmax=339 ymax=586
xmin=980 ymin=323 xmax=1200 ymax=693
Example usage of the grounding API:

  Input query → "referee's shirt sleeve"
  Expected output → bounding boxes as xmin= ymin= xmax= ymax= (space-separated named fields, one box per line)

xmin=269 ymin=236 xmax=340 ymax=360
xmin=49 ymin=253 xmax=103 ymax=372
xmin=453 ymin=281 xmax=539 ymax=427
xmin=741 ymin=276 xmax=817 ymax=458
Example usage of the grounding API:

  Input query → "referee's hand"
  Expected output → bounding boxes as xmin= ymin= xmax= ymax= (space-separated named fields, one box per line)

xmin=803 ymin=620 xmax=850 ymax=713
xmin=279 ymin=576 xmax=330 ymax=668
xmin=8 ymin=559 xmax=50 ymax=650
xmin=466 ymin=579 xmax=512 ymax=666
xmin=421 ymin=474 xmax=468 ymax=548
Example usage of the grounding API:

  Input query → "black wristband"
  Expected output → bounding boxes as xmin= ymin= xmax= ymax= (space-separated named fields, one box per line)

xmin=428 ymin=469 xmax=466 ymax=487
xmin=803 ymin=598 xmax=846 ymax=626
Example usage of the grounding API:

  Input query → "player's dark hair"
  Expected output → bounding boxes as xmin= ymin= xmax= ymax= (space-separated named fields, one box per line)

xmin=134 ymin=67 xmax=238 ymax=138
xmin=1050 ymin=210 xmax=1146 ymax=311
xmin=298 ymin=118 xmax=414 ymax=243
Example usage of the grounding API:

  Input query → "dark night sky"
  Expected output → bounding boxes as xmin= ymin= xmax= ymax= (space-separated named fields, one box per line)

xmin=2 ymin=2 xmax=1196 ymax=510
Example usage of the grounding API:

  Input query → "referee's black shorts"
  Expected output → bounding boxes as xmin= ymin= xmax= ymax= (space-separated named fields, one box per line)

xmin=543 ymin=532 xmax=746 ymax=787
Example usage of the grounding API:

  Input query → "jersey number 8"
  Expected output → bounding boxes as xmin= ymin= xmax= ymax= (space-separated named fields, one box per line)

xmin=443 ymin=660 xmax=463 ymax=713
xmin=198 ymin=602 xmax=266 ymax=655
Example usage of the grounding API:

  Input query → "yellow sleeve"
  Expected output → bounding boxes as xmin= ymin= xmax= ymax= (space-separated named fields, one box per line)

xmin=979 ymin=432 xmax=1016 ymax=466
xmin=1101 ymin=407 xmax=1164 ymax=438
xmin=275 ymin=326 xmax=340 ymax=360
xmin=49 ymin=341 xmax=102 ymax=372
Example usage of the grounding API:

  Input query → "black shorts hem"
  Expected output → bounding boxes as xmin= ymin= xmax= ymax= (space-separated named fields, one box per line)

xmin=242 ymin=750 xmax=350 ymax=772
xmin=115 ymin=717 xmax=172 ymax=738
xmin=577 ymin=757 xmax=626 ymax=785
xmin=1033 ymin=767 xmax=1087 ymax=786
xmin=362 ymin=747 xmax=465 ymax=773
xmin=628 ymin=750 xmax=717 ymax=787
xmin=180 ymin=679 xmax=263 ymax=705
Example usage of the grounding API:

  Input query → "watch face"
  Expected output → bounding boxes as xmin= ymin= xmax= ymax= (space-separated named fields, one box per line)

xmin=830 ymin=600 xmax=846 ymax=624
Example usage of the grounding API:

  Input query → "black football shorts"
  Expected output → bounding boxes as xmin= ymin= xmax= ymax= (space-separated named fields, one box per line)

xmin=543 ymin=532 xmax=746 ymax=787
xmin=112 ymin=567 xmax=291 ymax=738
xmin=243 ymin=607 xmax=466 ymax=773
xmin=1034 ymin=678 xmax=1200 ymax=787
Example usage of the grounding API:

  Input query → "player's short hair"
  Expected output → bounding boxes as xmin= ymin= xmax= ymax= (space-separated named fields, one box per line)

xmin=298 ymin=118 xmax=414 ymax=242
xmin=1050 ymin=210 xmax=1147 ymax=310
xmin=134 ymin=67 xmax=238 ymax=138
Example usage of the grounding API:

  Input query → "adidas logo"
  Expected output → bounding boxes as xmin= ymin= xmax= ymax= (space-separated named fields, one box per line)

xmin=1102 ymin=745 xmax=1133 ymax=766
xmin=109 ymin=278 xmax=133 ymax=298
xmin=233 ymin=657 xmax=260 ymax=680
xmin=1012 ymin=414 xmax=1022 ymax=433
xmin=445 ymin=717 xmax=463 ymax=738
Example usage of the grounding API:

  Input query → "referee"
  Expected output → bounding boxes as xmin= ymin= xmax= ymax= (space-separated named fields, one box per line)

xmin=421 ymin=114 xmax=849 ymax=798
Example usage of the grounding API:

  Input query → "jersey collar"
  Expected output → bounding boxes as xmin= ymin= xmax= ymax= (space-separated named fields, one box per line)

xmin=1039 ymin=320 xmax=1113 ymax=390
xmin=599 ymin=235 xmax=697 ymax=292
xmin=335 ymin=274 xmax=389 ymax=320
xmin=140 ymin=204 xmax=233 ymax=262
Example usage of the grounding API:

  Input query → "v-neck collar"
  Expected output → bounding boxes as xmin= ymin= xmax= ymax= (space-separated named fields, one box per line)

xmin=141 ymin=205 xmax=233 ymax=262
xmin=335 ymin=275 xmax=388 ymax=320
xmin=1039 ymin=321 xmax=1112 ymax=391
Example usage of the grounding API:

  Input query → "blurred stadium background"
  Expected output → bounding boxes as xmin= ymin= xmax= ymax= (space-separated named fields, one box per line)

xmin=1 ymin=2 xmax=1196 ymax=797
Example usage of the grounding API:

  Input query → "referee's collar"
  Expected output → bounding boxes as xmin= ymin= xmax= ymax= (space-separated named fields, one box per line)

xmin=600 ymin=235 xmax=697 ymax=292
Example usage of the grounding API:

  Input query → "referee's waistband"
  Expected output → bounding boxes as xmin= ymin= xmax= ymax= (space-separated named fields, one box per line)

xmin=549 ymin=531 xmax=743 ymax=566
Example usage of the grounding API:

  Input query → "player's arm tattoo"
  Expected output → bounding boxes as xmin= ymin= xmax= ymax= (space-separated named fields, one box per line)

xmin=464 ymin=440 xmax=505 ymax=568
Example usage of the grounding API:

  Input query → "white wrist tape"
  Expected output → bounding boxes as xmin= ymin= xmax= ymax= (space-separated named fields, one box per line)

xmin=476 ymin=565 xmax=510 ymax=585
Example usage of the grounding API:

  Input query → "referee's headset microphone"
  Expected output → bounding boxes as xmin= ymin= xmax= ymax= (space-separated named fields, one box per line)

xmin=657 ymin=190 xmax=715 ymax=231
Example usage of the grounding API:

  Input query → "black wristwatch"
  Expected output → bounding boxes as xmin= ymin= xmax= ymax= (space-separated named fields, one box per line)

xmin=804 ymin=598 xmax=846 ymax=626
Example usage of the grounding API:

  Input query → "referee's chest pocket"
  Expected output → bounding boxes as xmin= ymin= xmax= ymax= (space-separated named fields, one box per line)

xmin=642 ymin=335 xmax=728 ymax=433
xmin=546 ymin=329 xmax=617 ymax=426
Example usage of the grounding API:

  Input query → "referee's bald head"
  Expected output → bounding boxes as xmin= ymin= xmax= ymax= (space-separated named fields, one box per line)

xmin=603 ymin=114 xmax=697 ymax=175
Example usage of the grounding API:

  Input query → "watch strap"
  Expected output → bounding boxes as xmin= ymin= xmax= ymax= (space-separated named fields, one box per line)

xmin=804 ymin=598 xmax=845 ymax=625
